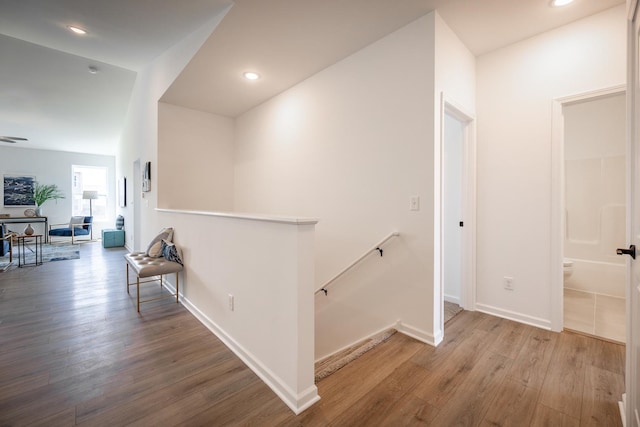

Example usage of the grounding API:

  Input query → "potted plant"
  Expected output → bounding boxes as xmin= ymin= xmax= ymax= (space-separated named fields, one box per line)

xmin=33 ymin=183 xmax=65 ymax=216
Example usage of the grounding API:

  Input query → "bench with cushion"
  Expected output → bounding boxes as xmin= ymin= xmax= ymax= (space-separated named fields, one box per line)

xmin=125 ymin=228 xmax=183 ymax=312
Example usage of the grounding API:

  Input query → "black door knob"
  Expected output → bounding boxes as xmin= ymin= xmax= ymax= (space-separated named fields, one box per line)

xmin=616 ymin=245 xmax=636 ymax=259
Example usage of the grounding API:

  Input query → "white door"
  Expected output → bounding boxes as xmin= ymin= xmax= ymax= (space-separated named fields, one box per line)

xmin=440 ymin=96 xmax=476 ymax=328
xmin=625 ymin=1 xmax=640 ymax=424
xmin=443 ymin=112 xmax=464 ymax=305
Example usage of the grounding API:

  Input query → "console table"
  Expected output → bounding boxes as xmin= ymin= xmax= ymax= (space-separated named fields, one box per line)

xmin=1 ymin=217 xmax=48 ymax=243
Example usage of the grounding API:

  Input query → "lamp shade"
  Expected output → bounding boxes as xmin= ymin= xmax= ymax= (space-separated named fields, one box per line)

xmin=82 ymin=190 xmax=99 ymax=200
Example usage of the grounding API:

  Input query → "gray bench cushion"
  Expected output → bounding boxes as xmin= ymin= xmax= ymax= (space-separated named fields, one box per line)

xmin=125 ymin=251 xmax=183 ymax=278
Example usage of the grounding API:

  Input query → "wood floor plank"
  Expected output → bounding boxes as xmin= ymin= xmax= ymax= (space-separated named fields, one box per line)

xmin=378 ymin=395 xmax=439 ymax=426
xmin=480 ymin=378 xmax=539 ymax=426
xmin=488 ymin=320 xmax=534 ymax=359
xmin=427 ymin=350 xmax=511 ymax=426
xmin=410 ymin=309 xmax=486 ymax=370
xmin=580 ymin=365 xmax=624 ymax=426
xmin=539 ymin=332 xmax=590 ymax=419
xmin=507 ymin=327 xmax=558 ymax=390
xmin=530 ymin=404 xmax=580 ymax=427
xmin=326 ymin=360 xmax=431 ymax=426
xmin=297 ymin=333 xmax=423 ymax=423
xmin=585 ymin=337 xmax=626 ymax=376
xmin=411 ymin=328 xmax=493 ymax=408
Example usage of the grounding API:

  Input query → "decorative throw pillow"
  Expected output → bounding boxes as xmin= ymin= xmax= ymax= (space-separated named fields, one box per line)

xmin=161 ymin=239 xmax=183 ymax=266
xmin=69 ymin=216 xmax=85 ymax=229
xmin=83 ymin=216 xmax=93 ymax=230
xmin=146 ymin=227 xmax=174 ymax=257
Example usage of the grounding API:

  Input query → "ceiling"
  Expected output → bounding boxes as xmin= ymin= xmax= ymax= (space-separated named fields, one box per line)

xmin=0 ymin=0 xmax=625 ymax=155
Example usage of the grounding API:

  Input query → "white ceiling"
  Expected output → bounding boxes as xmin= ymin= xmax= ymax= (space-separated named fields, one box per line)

xmin=0 ymin=0 xmax=625 ymax=155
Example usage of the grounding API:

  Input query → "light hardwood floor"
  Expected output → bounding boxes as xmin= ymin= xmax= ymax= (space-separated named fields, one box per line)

xmin=0 ymin=242 xmax=625 ymax=426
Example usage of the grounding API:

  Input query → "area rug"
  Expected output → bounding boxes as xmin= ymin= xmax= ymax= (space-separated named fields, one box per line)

xmin=314 ymin=329 xmax=397 ymax=383
xmin=0 ymin=243 xmax=80 ymax=270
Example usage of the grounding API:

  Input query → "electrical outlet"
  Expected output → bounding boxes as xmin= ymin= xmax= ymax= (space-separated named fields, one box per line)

xmin=410 ymin=196 xmax=420 ymax=211
xmin=503 ymin=276 xmax=514 ymax=291
xmin=228 ymin=294 xmax=234 ymax=311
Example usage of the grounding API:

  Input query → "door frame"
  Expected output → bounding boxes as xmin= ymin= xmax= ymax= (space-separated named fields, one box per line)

xmin=625 ymin=1 xmax=639 ymax=424
xmin=438 ymin=93 xmax=477 ymax=336
xmin=550 ymin=85 xmax=626 ymax=333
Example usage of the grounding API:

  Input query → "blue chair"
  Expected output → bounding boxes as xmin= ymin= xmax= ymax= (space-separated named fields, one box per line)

xmin=49 ymin=216 xmax=93 ymax=244
xmin=0 ymin=224 xmax=12 ymax=262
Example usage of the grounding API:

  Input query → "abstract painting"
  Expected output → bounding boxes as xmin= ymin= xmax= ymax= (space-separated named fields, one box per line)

xmin=4 ymin=175 xmax=35 ymax=206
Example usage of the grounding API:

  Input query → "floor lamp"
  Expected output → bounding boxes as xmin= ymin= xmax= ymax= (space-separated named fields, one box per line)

xmin=82 ymin=190 xmax=98 ymax=240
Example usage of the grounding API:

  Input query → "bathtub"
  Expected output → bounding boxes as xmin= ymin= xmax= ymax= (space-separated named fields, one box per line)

xmin=563 ymin=258 xmax=625 ymax=298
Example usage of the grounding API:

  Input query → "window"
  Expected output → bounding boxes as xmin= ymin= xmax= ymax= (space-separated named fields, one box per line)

xmin=72 ymin=165 xmax=108 ymax=220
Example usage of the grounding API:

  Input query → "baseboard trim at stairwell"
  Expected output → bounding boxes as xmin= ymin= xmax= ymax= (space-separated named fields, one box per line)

xmin=475 ymin=303 xmax=551 ymax=330
xmin=396 ymin=320 xmax=441 ymax=347
xmin=162 ymin=281 xmax=320 ymax=415
xmin=315 ymin=322 xmax=399 ymax=363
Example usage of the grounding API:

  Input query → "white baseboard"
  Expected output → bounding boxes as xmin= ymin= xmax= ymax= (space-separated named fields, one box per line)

xmin=475 ymin=303 xmax=551 ymax=330
xmin=619 ymin=393 xmax=627 ymax=427
xmin=315 ymin=322 xmax=399 ymax=363
xmin=164 ymin=282 xmax=320 ymax=415
xmin=396 ymin=320 xmax=441 ymax=347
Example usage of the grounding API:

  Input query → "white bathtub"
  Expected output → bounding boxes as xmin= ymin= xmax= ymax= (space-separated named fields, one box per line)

xmin=564 ymin=258 xmax=625 ymax=298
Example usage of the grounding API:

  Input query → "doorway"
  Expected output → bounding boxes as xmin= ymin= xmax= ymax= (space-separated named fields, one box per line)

xmin=440 ymin=96 xmax=476 ymax=333
xmin=563 ymin=91 xmax=626 ymax=342
xmin=551 ymin=86 xmax=626 ymax=341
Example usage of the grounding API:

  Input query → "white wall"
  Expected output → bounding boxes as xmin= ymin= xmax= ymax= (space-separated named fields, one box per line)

xmin=0 ymin=145 xmax=115 ymax=235
xmin=155 ymin=209 xmax=319 ymax=414
xmin=476 ymin=5 xmax=626 ymax=327
xmin=157 ymin=102 xmax=234 ymax=211
xmin=233 ymin=12 xmax=475 ymax=357
xmin=117 ymin=7 xmax=231 ymax=250
xmin=434 ymin=11 xmax=476 ymax=334
xmin=234 ymin=12 xmax=438 ymax=358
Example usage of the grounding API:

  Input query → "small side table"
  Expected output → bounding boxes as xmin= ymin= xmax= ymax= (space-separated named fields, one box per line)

xmin=16 ymin=234 xmax=43 ymax=267
xmin=102 ymin=229 xmax=125 ymax=248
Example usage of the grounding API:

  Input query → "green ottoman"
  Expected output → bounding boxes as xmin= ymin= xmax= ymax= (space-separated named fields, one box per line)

xmin=102 ymin=229 xmax=125 ymax=248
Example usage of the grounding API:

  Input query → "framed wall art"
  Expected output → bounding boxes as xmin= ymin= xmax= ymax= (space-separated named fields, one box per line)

xmin=4 ymin=175 xmax=35 ymax=207
xmin=119 ymin=177 xmax=127 ymax=207
xmin=142 ymin=161 xmax=151 ymax=192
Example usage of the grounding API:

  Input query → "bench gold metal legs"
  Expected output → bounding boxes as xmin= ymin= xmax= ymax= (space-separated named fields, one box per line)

xmin=126 ymin=262 xmax=180 ymax=312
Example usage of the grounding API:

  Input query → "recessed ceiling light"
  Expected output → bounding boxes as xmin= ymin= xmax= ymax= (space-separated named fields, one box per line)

xmin=243 ymin=72 xmax=260 ymax=81
xmin=551 ymin=0 xmax=574 ymax=7
xmin=67 ymin=25 xmax=87 ymax=35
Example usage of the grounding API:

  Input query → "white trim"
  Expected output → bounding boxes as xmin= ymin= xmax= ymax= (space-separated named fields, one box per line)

xmin=629 ymin=0 xmax=639 ymax=22
xmin=172 ymin=289 xmax=320 ymax=415
xmin=156 ymin=207 xmax=318 ymax=226
xmin=314 ymin=321 xmax=400 ymax=363
xmin=476 ymin=303 xmax=552 ymax=330
xmin=396 ymin=320 xmax=442 ymax=346
xmin=619 ymin=393 xmax=627 ymax=427
xmin=626 ymin=7 xmax=639 ymax=427
xmin=439 ymin=92 xmax=477 ymax=340
xmin=550 ymin=85 xmax=626 ymax=332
